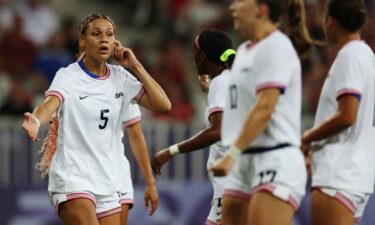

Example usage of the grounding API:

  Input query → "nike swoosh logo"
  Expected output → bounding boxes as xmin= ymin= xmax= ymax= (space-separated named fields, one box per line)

xmin=79 ymin=96 xmax=89 ymax=100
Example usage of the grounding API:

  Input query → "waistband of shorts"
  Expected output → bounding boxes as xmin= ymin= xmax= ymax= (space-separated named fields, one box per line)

xmin=243 ymin=143 xmax=291 ymax=154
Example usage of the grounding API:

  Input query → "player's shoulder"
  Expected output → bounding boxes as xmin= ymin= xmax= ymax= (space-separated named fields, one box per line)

xmin=212 ymin=69 xmax=230 ymax=87
xmin=55 ymin=62 xmax=80 ymax=80
xmin=209 ymin=70 xmax=230 ymax=96
xmin=107 ymin=64 xmax=137 ymax=81
xmin=339 ymin=41 xmax=373 ymax=60
xmin=265 ymin=30 xmax=295 ymax=53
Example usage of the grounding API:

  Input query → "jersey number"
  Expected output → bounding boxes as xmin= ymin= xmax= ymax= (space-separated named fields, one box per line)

xmin=229 ymin=84 xmax=238 ymax=109
xmin=99 ymin=109 xmax=109 ymax=129
xmin=258 ymin=170 xmax=277 ymax=185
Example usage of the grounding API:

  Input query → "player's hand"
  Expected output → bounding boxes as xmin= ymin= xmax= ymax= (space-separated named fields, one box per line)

xmin=301 ymin=131 xmax=311 ymax=156
xmin=198 ymin=75 xmax=210 ymax=93
xmin=304 ymin=151 xmax=312 ymax=177
xmin=151 ymin=149 xmax=173 ymax=175
xmin=113 ymin=40 xmax=140 ymax=70
xmin=144 ymin=183 xmax=158 ymax=216
xmin=22 ymin=112 xmax=40 ymax=142
xmin=76 ymin=51 xmax=85 ymax=61
xmin=209 ymin=154 xmax=235 ymax=177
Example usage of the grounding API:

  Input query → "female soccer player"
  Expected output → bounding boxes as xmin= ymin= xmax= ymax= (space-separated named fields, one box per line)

xmin=210 ymin=0 xmax=313 ymax=225
xmin=22 ymin=13 xmax=170 ymax=225
xmin=151 ymin=29 xmax=235 ymax=225
xmin=301 ymin=1 xmax=375 ymax=225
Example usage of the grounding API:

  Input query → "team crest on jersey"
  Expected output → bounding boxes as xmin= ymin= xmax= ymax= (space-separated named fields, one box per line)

xmin=115 ymin=92 xmax=124 ymax=98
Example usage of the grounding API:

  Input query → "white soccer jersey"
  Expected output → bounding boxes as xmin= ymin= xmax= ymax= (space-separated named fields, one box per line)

xmin=221 ymin=30 xmax=301 ymax=149
xmin=114 ymin=102 xmax=141 ymax=194
xmin=205 ymin=69 xmax=230 ymax=199
xmin=312 ymin=40 xmax=375 ymax=193
xmin=206 ymin=69 xmax=230 ymax=166
xmin=46 ymin=60 xmax=144 ymax=195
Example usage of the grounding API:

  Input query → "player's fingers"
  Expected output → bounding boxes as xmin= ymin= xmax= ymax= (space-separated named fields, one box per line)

xmin=24 ymin=112 xmax=31 ymax=120
xmin=150 ymin=160 xmax=159 ymax=174
xmin=156 ymin=165 xmax=162 ymax=175
xmin=150 ymin=200 xmax=158 ymax=215
xmin=77 ymin=51 xmax=85 ymax=61
xmin=145 ymin=196 xmax=149 ymax=208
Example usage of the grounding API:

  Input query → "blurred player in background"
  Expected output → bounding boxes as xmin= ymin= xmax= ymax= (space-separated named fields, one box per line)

xmin=210 ymin=0 xmax=314 ymax=225
xmin=301 ymin=1 xmax=375 ymax=225
xmin=151 ymin=29 xmax=235 ymax=225
xmin=22 ymin=13 xmax=170 ymax=225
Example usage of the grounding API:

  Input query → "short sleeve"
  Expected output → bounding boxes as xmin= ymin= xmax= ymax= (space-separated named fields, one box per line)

xmin=332 ymin=51 xmax=364 ymax=101
xmin=122 ymin=103 xmax=141 ymax=128
xmin=45 ymin=68 xmax=72 ymax=103
xmin=117 ymin=66 xmax=144 ymax=103
xmin=207 ymin=76 xmax=226 ymax=119
xmin=254 ymin=44 xmax=297 ymax=94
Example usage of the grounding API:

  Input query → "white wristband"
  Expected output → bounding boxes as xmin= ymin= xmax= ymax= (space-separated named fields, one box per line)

xmin=169 ymin=144 xmax=180 ymax=156
xmin=31 ymin=115 xmax=41 ymax=128
xmin=226 ymin=145 xmax=242 ymax=159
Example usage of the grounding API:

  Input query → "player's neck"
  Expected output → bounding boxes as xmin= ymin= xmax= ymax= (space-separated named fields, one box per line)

xmin=251 ymin=21 xmax=277 ymax=44
xmin=207 ymin=64 xmax=225 ymax=79
xmin=336 ymin=32 xmax=361 ymax=50
xmin=82 ymin=57 xmax=107 ymax=76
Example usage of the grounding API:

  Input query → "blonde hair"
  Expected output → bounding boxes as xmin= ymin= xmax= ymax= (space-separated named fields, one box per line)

xmin=36 ymin=115 xmax=58 ymax=178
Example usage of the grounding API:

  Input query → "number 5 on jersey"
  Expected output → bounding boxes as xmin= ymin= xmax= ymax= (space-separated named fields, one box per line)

xmin=99 ymin=109 xmax=109 ymax=129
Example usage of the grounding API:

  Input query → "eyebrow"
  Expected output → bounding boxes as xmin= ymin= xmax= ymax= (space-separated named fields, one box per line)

xmin=91 ymin=27 xmax=114 ymax=32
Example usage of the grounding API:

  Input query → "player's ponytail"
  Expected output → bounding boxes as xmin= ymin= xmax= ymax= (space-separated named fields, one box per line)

xmin=36 ymin=115 xmax=58 ymax=178
xmin=286 ymin=0 xmax=314 ymax=58
xmin=256 ymin=0 xmax=314 ymax=58
xmin=196 ymin=30 xmax=236 ymax=69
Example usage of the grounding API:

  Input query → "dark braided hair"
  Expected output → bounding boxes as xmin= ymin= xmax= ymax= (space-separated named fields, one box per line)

xmin=325 ymin=0 xmax=366 ymax=32
xmin=196 ymin=30 xmax=235 ymax=68
xmin=78 ymin=13 xmax=116 ymax=35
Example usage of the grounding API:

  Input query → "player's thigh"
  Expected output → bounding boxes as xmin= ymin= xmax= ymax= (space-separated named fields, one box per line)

xmin=221 ymin=195 xmax=249 ymax=225
xmin=311 ymin=189 xmax=354 ymax=225
xmin=247 ymin=191 xmax=294 ymax=225
xmin=120 ymin=204 xmax=130 ymax=225
xmin=59 ymin=198 xmax=99 ymax=225
xmin=98 ymin=213 xmax=121 ymax=225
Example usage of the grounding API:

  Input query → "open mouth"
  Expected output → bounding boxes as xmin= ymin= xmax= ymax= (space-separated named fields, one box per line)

xmin=99 ymin=46 xmax=109 ymax=52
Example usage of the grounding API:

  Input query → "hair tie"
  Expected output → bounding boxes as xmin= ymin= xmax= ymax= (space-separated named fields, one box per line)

xmin=220 ymin=49 xmax=236 ymax=62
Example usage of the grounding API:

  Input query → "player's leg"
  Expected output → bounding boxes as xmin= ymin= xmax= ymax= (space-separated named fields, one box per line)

xmin=98 ymin=213 xmax=121 ymax=225
xmin=59 ymin=198 xmax=99 ymax=225
xmin=247 ymin=147 xmax=306 ymax=225
xmin=50 ymin=192 xmax=98 ymax=225
xmin=120 ymin=204 xmax=130 ymax=225
xmin=221 ymin=195 xmax=249 ymax=225
xmin=119 ymin=190 xmax=134 ymax=225
xmin=220 ymin=155 xmax=252 ymax=225
xmin=247 ymin=191 xmax=294 ymax=225
xmin=96 ymin=193 xmax=122 ymax=225
xmin=311 ymin=189 xmax=355 ymax=225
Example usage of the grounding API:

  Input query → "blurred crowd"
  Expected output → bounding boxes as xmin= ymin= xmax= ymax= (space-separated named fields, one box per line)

xmin=0 ymin=0 xmax=374 ymax=122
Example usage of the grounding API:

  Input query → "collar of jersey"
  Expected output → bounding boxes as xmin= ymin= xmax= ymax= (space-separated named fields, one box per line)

xmin=78 ymin=60 xmax=110 ymax=80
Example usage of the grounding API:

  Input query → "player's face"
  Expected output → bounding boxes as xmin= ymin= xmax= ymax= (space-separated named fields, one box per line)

xmin=229 ymin=0 xmax=259 ymax=38
xmin=80 ymin=19 xmax=115 ymax=62
xmin=193 ymin=44 xmax=206 ymax=75
xmin=323 ymin=15 xmax=338 ymax=44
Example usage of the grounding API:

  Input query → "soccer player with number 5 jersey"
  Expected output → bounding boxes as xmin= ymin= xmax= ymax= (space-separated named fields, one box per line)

xmin=22 ymin=13 xmax=170 ymax=225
